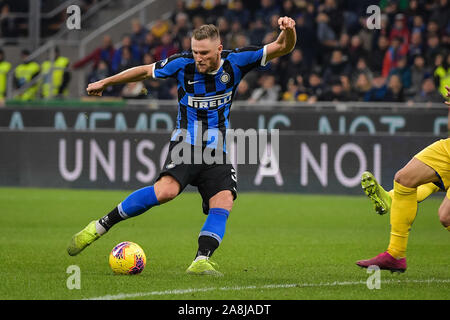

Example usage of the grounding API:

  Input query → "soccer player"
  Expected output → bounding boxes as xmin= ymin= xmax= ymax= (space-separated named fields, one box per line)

xmin=357 ymin=86 xmax=450 ymax=273
xmin=67 ymin=17 xmax=297 ymax=276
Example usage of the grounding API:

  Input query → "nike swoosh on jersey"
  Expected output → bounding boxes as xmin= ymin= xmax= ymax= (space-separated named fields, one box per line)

xmin=188 ymin=80 xmax=201 ymax=85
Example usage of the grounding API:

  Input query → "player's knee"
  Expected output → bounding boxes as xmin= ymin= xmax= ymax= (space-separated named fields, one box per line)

xmin=209 ymin=191 xmax=234 ymax=212
xmin=394 ymin=169 xmax=416 ymax=188
xmin=438 ymin=205 xmax=450 ymax=228
xmin=154 ymin=176 xmax=180 ymax=203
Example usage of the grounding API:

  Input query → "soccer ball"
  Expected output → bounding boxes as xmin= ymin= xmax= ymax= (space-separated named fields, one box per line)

xmin=109 ymin=241 xmax=146 ymax=275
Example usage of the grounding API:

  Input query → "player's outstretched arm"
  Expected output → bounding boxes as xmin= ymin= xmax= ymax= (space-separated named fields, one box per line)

xmin=265 ymin=16 xmax=297 ymax=62
xmin=86 ymin=63 xmax=155 ymax=96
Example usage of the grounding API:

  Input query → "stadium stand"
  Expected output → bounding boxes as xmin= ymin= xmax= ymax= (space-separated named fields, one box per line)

xmin=0 ymin=0 xmax=448 ymax=104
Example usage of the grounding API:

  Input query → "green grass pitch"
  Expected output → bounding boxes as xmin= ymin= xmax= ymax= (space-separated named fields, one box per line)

xmin=0 ymin=187 xmax=448 ymax=300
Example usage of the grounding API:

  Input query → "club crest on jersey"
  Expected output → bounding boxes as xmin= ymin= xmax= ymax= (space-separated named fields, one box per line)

xmin=220 ymin=71 xmax=230 ymax=84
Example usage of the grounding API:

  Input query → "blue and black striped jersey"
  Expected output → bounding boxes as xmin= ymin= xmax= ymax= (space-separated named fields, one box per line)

xmin=152 ymin=45 xmax=268 ymax=151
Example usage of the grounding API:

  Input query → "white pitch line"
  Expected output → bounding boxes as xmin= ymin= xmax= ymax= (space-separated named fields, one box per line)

xmin=86 ymin=278 xmax=450 ymax=300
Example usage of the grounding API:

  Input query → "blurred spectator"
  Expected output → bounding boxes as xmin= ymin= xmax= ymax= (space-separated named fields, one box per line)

xmin=224 ymin=0 xmax=250 ymax=28
xmin=111 ymin=35 xmax=141 ymax=73
xmin=322 ymin=49 xmax=351 ymax=85
xmin=351 ymin=57 xmax=373 ymax=86
xmin=179 ymin=35 xmax=192 ymax=53
xmin=170 ymin=0 xmax=187 ymax=25
xmin=205 ymin=0 xmax=227 ymax=24
xmin=141 ymin=32 xmax=160 ymax=56
xmin=226 ymin=20 xmax=243 ymax=49
xmin=186 ymin=0 xmax=207 ymax=20
xmin=426 ymin=19 xmax=441 ymax=35
xmin=234 ymin=32 xmax=250 ymax=49
xmin=254 ymin=0 xmax=279 ymax=25
xmin=248 ymin=18 xmax=268 ymax=45
xmin=150 ymin=19 xmax=170 ymax=39
xmin=282 ymin=76 xmax=308 ymax=102
xmin=295 ymin=13 xmax=317 ymax=67
xmin=428 ymin=0 xmax=449 ymax=31
xmin=410 ymin=15 xmax=426 ymax=37
xmin=216 ymin=16 xmax=230 ymax=46
xmin=340 ymin=75 xmax=356 ymax=101
xmin=192 ymin=15 xmax=206 ymax=29
xmin=318 ymin=77 xmax=350 ymax=102
xmin=131 ymin=19 xmax=149 ymax=47
xmin=225 ymin=21 xmax=243 ymax=47
xmin=353 ymin=73 xmax=373 ymax=101
xmin=405 ymin=0 xmax=423 ymax=19
xmin=434 ymin=52 xmax=450 ymax=98
xmin=0 ymin=48 xmax=11 ymax=99
xmin=249 ymin=74 xmax=280 ymax=103
xmin=369 ymin=35 xmax=389 ymax=74
xmin=306 ymin=71 xmax=325 ymax=103
xmin=41 ymin=47 xmax=71 ymax=99
xmin=280 ymin=0 xmax=299 ymax=17
xmin=389 ymin=13 xmax=410 ymax=45
xmin=388 ymin=55 xmax=411 ymax=90
xmin=412 ymin=77 xmax=444 ymax=103
xmin=408 ymin=55 xmax=430 ymax=97
xmin=382 ymin=36 xmax=408 ymax=78
xmin=357 ymin=16 xmax=374 ymax=53
xmin=347 ymin=35 xmax=368 ymax=68
xmin=121 ymin=81 xmax=146 ymax=99
xmin=319 ymin=0 xmax=342 ymax=37
xmin=87 ymin=60 xmax=114 ymax=96
xmin=280 ymin=48 xmax=309 ymax=91
xmin=337 ymin=33 xmax=350 ymax=57
xmin=14 ymin=49 xmax=40 ymax=101
xmin=172 ymin=12 xmax=191 ymax=46
xmin=408 ymin=30 xmax=425 ymax=63
xmin=316 ymin=12 xmax=338 ymax=54
xmin=365 ymin=75 xmax=388 ymax=102
xmin=0 ymin=3 xmax=16 ymax=39
xmin=235 ymin=79 xmax=251 ymax=101
xmin=116 ymin=46 xmax=140 ymax=74
xmin=424 ymin=33 xmax=443 ymax=67
xmin=153 ymin=33 xmax=179 ymax=62
xmin=72 ymin=34 xmax=115 ymax=71
xmin=384 ymin=74 xmax=405 ymax=102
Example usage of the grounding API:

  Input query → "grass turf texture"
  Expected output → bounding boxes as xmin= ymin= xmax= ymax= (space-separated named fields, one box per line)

xmin=0 ymin=187 xmax=448 ymax=300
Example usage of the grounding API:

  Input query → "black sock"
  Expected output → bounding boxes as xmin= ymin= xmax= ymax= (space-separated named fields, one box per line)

xmin=98 ymin=207 xmax=124 ymax=231
xmin=196 ymin=235 xmax=219 ymax=258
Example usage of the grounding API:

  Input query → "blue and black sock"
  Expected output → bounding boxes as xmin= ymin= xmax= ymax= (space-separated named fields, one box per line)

xmin=196 ymin=208 xmax=230 ymax=258
xmin=98 ymin=186 xmax=159 ymax=231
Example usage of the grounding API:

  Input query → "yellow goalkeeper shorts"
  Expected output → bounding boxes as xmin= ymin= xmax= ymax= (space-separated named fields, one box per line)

xmin=414 ymin=138 xmax=450 ymax=197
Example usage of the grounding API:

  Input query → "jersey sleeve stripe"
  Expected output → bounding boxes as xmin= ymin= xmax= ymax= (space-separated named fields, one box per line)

xmin=261 ymin=45 xmax=268 ymax=66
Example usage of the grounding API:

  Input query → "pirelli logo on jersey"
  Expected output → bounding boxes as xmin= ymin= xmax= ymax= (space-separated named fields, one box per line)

xmin=187 ymin=92 xmax=233 ymax=109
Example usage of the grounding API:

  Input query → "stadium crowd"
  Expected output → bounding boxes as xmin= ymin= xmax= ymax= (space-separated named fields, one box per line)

xmin=1 ymin=0 xmax=449 ymax=103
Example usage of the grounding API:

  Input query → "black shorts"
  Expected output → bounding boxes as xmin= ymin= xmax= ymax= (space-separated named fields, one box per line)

xmin=156 ymin=141 xmax=237 ymax=214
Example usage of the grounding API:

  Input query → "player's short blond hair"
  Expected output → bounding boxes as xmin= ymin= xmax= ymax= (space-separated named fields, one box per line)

xmin=192 ymin=24 xmax=220 ymax=41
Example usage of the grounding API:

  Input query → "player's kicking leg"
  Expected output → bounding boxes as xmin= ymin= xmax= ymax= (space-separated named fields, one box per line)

xmin=67 ymin=176 xmax=179 ymax=256
xmin=361 ymin=171 xmax=440 ymax=215
xmin=361 ymin=171 xmax=392 ymax=215
xmin=357 ymin=157 xmax=440 ymax=273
